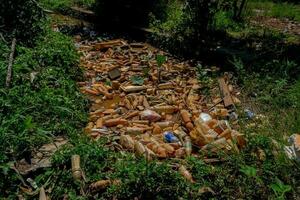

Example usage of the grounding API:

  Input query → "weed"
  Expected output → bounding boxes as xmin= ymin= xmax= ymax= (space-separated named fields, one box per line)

xmin=142 ymin=67 xmax=151 ymax=78
xmin=130 ymin=75 xmax=144 ymax=86
xmin=0 ymin=26 xmax=88 ymax=197
xmin=230 ymin=56 xmax=247 ymax=82
xmin=270 ymin=178 xmax=292 ymax=199
xmin=248 ymin=1 xmax=300 ymax=22
xmin=156 ymin=54 xmax=167 ymax=83
xmin=105 ymin=159 xmax=189 ymax=199
xmin=39 ymin=0 xmax=95 ymax=12
xmin=0 ymin=0 xmax=45 ymax=45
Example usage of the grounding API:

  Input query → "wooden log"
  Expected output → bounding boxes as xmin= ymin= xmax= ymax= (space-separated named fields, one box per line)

xmin=218 ymin=77 xmax=234 ymax=107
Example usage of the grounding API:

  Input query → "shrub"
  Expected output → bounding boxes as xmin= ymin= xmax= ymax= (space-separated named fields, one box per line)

xmin=0 ymin=29 xmax=87 ymax=197
xmin=150 ymin=0 xmax=219 ymax=57
xmin=0 ymin=0 xmax=45 ymax=45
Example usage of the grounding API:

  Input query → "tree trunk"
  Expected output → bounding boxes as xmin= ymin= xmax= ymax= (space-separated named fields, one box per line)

xmin=233 ymin=0 xmax=239 ymax=20
xmin=237 ymin=0 xmax=247 ymax=20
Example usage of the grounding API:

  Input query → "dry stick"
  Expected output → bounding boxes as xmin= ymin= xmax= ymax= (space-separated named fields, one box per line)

xmin=0 ymin=33 xmax=7 ymax=43
xmin=6 ymin=38 xmax=17 ymax=88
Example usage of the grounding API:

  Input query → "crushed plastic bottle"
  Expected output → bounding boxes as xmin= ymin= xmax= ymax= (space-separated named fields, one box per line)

xmin=140 ymin=109 xmax=161 ymax=122
xmin=163 ymin=132 xmax=180 ymax=143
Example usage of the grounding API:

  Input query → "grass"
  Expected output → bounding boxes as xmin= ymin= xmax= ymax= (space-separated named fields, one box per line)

xmin=248 ymin=0 xmax=300 ymax=22
xmin=1 ymin=1 xmax=300 ymax=199
xmin=0 ymin=23 xmax=88 ymax=197
xmin=39 ymin=0 xmax=95 ymax=11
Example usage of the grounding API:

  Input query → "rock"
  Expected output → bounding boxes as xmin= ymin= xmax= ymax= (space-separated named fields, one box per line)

xmin=108 ymin=68 xmax=121 ymax=80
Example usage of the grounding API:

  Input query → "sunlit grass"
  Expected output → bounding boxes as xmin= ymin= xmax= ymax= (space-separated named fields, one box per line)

xmin=248 ymin=1 xmax=300 ymax=22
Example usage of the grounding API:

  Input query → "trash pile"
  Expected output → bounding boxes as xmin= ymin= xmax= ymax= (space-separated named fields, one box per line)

xmin=77 ymin=39 xmax=245 ymax=160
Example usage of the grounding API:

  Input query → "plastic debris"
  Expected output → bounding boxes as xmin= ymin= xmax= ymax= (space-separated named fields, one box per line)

xmin=164 ymin=132 xmax=180 ymax=143
xmin=184 ymin=136 xmax=192 ymax=156
xmin=199 ymin=112 xmax=212 ymax=123
xmin=108 ymin=68 xmax=121 ymax=80
xmin=244 ymin=109 xmax=255 ymax=119
xmin=71 ymin=155 xmax=82 ymax=180
xmin=39 ymin=187 xmax=47 ymax=200
xmin=284 ymin=134 xmax=300 ymax=162
xmin=27 ymin=178 xmax=38 ymax=189
xmin=120 ymin=135 xmax=134 ymax=150
xmin=79 ymin=39 xmax=244 ymax=160
xmin=179 ymin=165 xmax=195 ymax=183
xmin=90 ymin=179 xmax=121 ymax=192
xmin=140 ymin=110 xmax=161 ymax=122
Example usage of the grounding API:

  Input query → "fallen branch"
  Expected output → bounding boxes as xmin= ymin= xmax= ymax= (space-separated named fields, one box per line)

xmin=6 ymin=38 xmax=16 ymax=88
xmin=0 ymin=33 xmax=7 ymax=43
xmin=218 ymin=77 xmax=234 ymax=108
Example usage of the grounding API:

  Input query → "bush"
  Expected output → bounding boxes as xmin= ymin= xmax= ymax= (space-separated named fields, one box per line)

xmin=150 ymin=0 xmax=219 ymax=57
xmin=0 ymin=29 xmax=88 ymax=197
xmin=0 ymin=0 xmax=45 ymax=45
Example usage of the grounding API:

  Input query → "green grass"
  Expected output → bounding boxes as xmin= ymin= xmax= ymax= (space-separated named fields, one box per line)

xmin=1 ymin=1 xmax=300 ymax=199
xmin=0 ymin=24 xmax=88 ymax=197
xmin=39 ymin=0 xmax=95 ymax=11
xmin=248 ymin=1 xmax=300 ymax=22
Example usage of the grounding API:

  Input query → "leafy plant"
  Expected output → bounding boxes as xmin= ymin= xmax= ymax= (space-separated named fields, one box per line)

xmin=240 ymin=165 xmax=257 ymax=177
xmin=130 ymin=75 xmax=144 ymax=85
xmin=105 ymin=79 xmax=112 ymax=86
xmin=270 ymin=178 xmax=292 ymax=199
xmin=156 ymin=54 xmax=166 ymax=83
xmin=0 ymin=0 xmax=45 ymax=45
xmin=230 ymin=56 xmax=246 ymax=82
xmin=156 ymin=54 xmax=167 ymax=68
xmin=0 ymin=27 xmax=87 ymax=198
xmin=142 ymin=67 xmax=151 ymax=78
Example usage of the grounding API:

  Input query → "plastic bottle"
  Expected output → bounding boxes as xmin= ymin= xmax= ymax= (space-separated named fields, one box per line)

xmin=140 ymin=109 xmax=161 ymax=122
xmin=155 ymin=121 xmax=174 ymax=129
xmin=199 ymin=112 xmax=212 ymax=123
xmin=134 ymin=141 xmax=146 ymax=156
xmin=163 ymin=132 xmax=180 ymax=143
xmin=120 ymin=135 xmax=134 ymax=150
xmin=180 ymin=110 xmax=191 ymax=123
xmin=71 ymin=155 xmax=82 ymax=180
xmin=213 ymin=120 xmax=231 ymax=134
xmin=126 ymin=127 xmax=144 ymax=135
xmin=153 ymin=105 xmax=179 ymax=114
xmin=184 ymin=136 xmax=192 ymax=156
xmin=174 ymin=129 xmax=187 ymax=139
xmin=178 ymin=165 xmax=195 ymax=183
